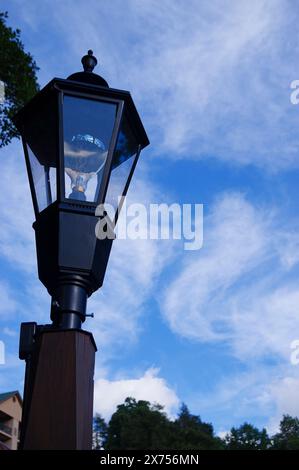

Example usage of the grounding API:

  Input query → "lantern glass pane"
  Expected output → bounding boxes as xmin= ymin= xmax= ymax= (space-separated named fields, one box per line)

xmin=105 ymin=114 xmax=139 ymax=212
xmin=26 ymin=144 xmax=57 ymax=212
xmin=63 ymin=95 xmax=117 ymax=203
xmin=21 ymin=92 xmax=58 ymax=214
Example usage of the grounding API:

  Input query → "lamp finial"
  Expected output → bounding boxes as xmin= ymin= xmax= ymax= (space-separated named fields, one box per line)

xmin=68 ymin=49 xmax=108 ymax=86
xmin=81 ymin=50 xmax=98 ymax=73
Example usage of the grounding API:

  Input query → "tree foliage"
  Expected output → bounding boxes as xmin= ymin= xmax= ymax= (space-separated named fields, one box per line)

xmin=93 ymin=414 xmax=108 ymax=450
xmin=225 ymin=422 xmax=271 ymax=450
xmin=94 ymin=398 xmax=224 ymax=450
xmin=272 ymin=415 xmax=299 ymax=450
xmin=172 ymin=403 xmax=224 ymax=450
xmin=105 ymin=397 xmax=173 ymax=450
xmin=0 ymin=11 xmax=39 ymax=147
xmin=93 ymin=397 xmax=299 ymax=450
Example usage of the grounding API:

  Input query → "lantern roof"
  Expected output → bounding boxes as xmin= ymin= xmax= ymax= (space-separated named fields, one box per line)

xmin=14 ymin=50 xmax=149 ymax=149
xmin=14 ymin=76 xmax=149 ymax=151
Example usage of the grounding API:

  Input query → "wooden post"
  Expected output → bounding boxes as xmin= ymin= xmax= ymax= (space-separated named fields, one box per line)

xmin=21 ymin=329 xmax=96 ymax=449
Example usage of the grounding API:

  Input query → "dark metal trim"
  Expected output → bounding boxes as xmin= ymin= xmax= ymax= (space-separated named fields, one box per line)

xmin=52 ymin=78 xmax=149 ymax=148
xmin=44 ymin=167 xmax=52 ymax=206
xmin=57 ymin=90 xmax=65 ymax=202
xmin=97 ymin=100 xmax=125 ymax=205
xmin=53 ymin=78 xmax=130 ymax=99
xmin=114 ymin=144 xmax=142 ymax=225
xmin=54 ymin=87 xmax=122 ymax=106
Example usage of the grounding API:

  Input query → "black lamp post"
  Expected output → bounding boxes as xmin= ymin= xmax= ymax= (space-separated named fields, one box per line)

xmin=13 ymin=50 xmax=149 ymax=449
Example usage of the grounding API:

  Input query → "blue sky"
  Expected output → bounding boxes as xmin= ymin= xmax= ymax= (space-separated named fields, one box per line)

xmin=1 ymin=0 xmax=299 ymax=435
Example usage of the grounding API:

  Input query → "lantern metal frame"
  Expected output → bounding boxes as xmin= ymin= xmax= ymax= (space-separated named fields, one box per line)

xmin=17 ymin=77 xmax=149 ymax=219
xmin=13 ymin=58 xmax=149 ymax=330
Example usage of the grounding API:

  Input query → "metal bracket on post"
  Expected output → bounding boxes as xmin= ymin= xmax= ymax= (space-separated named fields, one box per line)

xmin=19 ymin=322 xmax=39 ymax=449
xmin=19 ymin=322 xmax=54 ymax=361
xmin=19 ymin=322 xmax=38 ymax=361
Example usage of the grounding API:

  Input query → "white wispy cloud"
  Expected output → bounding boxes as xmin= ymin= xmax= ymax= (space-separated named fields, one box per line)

xmin=189 ymin=367 xmax=275 ymax=422
xmin=3 ymin=327 xmax=17 ymax=337
xmin=161 ymin=192 xmax=299 ymax=360
xmin=161 ymin=191 xmax=299 ymax=429
xmin=0 ymin=281 xmax=18 ymax=318
xmin=189 ymin=364 xmax=299 ymax=434
xmin=13 ymin=0 xmax=299 ymax=170
xmin=0 ymin=141 xmax=36 ymax=272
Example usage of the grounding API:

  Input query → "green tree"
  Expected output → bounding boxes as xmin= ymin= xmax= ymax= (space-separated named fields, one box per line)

xmin=95 ymin=398 xmax=299 ymax=451
xmin=272 ymin=415 xmax=299 ymax=450
xmin=225 ymin=422 xmax=271 ymax=450
xmin=0 ymin=11 xmax=39 ymax=147
xmin=173 ymin=403 xmax=224 ymax=450
xmin=105 ymin=397 xmax=173 ymax=450
xmin=105 ymin=398 xmax=224 ymax=450
xmin=93 ymin=414 xmax=108 ymax=450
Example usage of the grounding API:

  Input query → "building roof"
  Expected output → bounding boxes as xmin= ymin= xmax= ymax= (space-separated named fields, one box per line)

xmin=0 ymin=391 xmax=22 ymax=405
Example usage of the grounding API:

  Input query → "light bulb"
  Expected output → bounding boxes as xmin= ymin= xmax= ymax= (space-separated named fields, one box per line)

xmin=64 ymin=133 xmax=107 ymax=201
